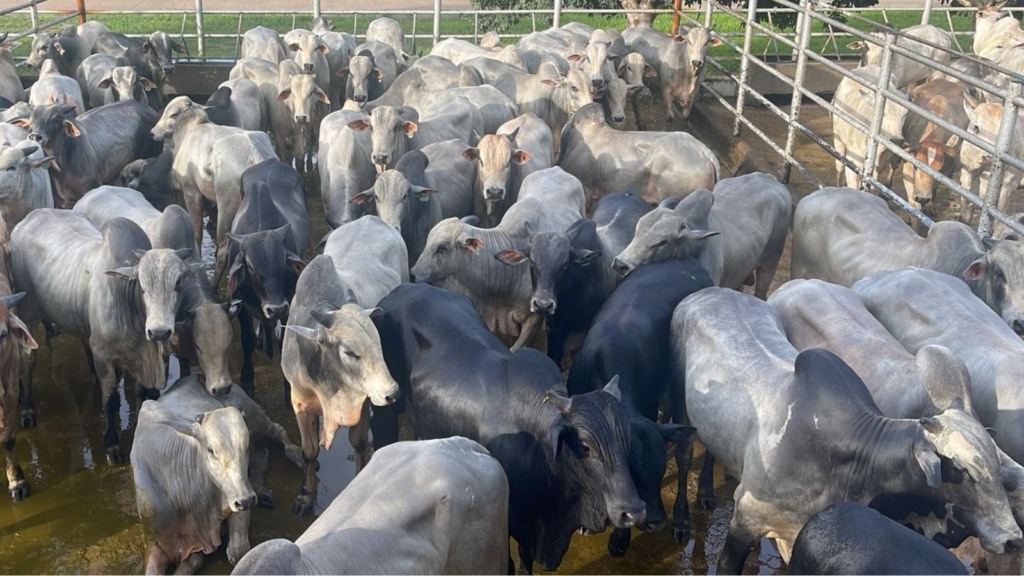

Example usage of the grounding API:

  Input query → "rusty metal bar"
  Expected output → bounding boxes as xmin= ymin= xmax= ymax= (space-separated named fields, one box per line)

xmin=77 ymin=0 xmax=86 ymax=23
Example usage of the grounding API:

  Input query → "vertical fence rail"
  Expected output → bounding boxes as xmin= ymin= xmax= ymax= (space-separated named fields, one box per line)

xmin=76 ymin=0 xmax=86 ymax=23
xmin=859 ymin=32 xmax=896 ymax=192
xmin=732 ymin=0 xmax=758 ymax=137
xmin=312 ymin=0 xmax=321 ymax=20
xmin=780 ymin=0 xmax=815 ymax=184
xmin=28 ymin=2 xmax=39 ymax=33
xmin=979 ymin=82 xmax=1023 ymax=237
xmin=553 ymin=0 xmax=562 ymax=28
xmin=194 ymin=0 xmax=205 ymax=57
xmin=433 ymin=0 xmax=441 ymax=45
xmin=921 ymin=0 xmax=933 ymax=25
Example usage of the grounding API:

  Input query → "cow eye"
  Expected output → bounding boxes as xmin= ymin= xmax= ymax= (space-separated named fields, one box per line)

xmin=653 ymin=239 xmax=669 ymax=248
xmin=344 ymin=349 xmax=360 ymax=360
xmin=435 ymin=245 xmax=448 ymax=256
xmin=995 ymin=268 xmax=1006 ymax=283
xmin=207 ymin=448 xmax=215 ymax=456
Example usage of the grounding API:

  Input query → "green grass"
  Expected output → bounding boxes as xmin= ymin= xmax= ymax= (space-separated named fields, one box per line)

xmin=0 ymin=6 xmax=978 ymax=72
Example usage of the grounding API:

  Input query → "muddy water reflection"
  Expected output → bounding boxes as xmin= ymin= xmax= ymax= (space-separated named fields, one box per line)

xmin=0 ymin=169 xmax=782 ymax=575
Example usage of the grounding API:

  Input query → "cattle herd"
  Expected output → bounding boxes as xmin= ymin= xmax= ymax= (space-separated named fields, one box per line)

xmin=0 ymin=3 xmax=1023 ymax=575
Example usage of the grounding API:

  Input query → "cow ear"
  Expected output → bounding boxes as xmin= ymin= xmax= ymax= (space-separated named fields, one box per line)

xmin=643 ymin=63 xmax=657 ymax=77
xmin=98 ymin=77 xmax=113 ymax=89
xmin=461 ymin=237 xmax=484 ymax=252
xmin=347 ymin=118 xmax=371 ymax=131
xmin=342 ymin=288 xmax=358 ymax=305
xmin=277 ymin=88 xmax=292 ymax=101
xmin=402 ymin=120 xmax=418 ymax=138
xmin=461 ymin=147 xmax=480 ymax=162
xmin=286 ymin=251 xmax=306 ymax=273
xmin=373 ymin=69 xmax=384 ymax=82
xmin=131 ymin=248 xmax=149 ymax=260
xmin=0 ymin=292 xmax=26 ymax=310
xmin=139 ymin=77 xmax=158 ymax=90
xmin=603 ymin=375 xmax=622 ymax=401
xmin=9 ymin=314 xmax=38 ymax=350
xmin=226 ymin=254 xmax=245 ymax=296
xmin=349 ymin=190 xmax=375 ymax=206
xmin=318 ymin=42 xmax=330 ymax=54
xmin=567 ymin=53 xmax=584 ymax=62
xmin=963 ymin=258 xmax=987 ymax=281
xmin=684 ymin=228 xmax=720 ymax=241
xmin=63 ymin=120 xmax=81 ymax=138
xmin=337 ymin=67 xmax=349 ymax=77
xmin=672 ymin=35 xmax=687 ymax=44
xmin=541 ymin=78 xmax=559 ymax=87
xmin=708 ymin=37 xmax=722 ymax=47
xmin=53 ymin=41 xmax=66 ymax=55
xmin=548 ymin=421 xmax=568 ymax=460
xmin=512 ymin=149 xmax=530 ymax=165
xmin=658 ymin=423 xmax=696 ymax=446
xmin=495 ymin=249 xmax=528 ymax=266
xmin=572 ymin=248 xmax=600 ymax=265
xmin=847 ymin=40 xmax=865 ymax=51
xmin=172 ymin=41 xmax=186 ymax=53
xmin=105 ymin=267 xmax=138 ymax=281
xmin=141 ymin=41 xmax=152 ymax=54
xmin=311 ymin=307 xmax=337 ymax=328
xmin=410 ymin=186 xmax=436 ymax=201
xmin=315 ymin=88 xmax=330 ymax=105
xmin=914 ymin=435 xmax=943 ymax=489
xmin=543 ymin=391 xmax=571 ymax=414
xmin=222 ymin=299 xmax=242 ymax=318
xmin=32 ymin=156 xmax=55 ymax=170
xmin=9 ymin=118 xmax=30 ymax=128
xmin=364 ymin=307 xmax=382 ymax=320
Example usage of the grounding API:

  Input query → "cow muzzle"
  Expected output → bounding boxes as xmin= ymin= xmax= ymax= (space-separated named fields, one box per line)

xmin=294 ymin=114 xmax=309 ymax=124
xmin=146 ymin=326 xmax=173 ymax=342
xmin=913 ymin=193 xmax=933 ymax=205
xmin=485 ymin=187 xmax=505 ymax=201
xmin=372 ymin=154 xmax=389 ymax=170
xmin=610 ymin=505 xmax=646 ymax=529
xmin=370 ymin=381 xmax=400 ymax=407
xmin=162 ymin=65 xmax=175 ymax=74
xmin=28 ymin=133 xmax=46 ymax=146
xmin=303 ymin=63 xmax=315 ymax=73
xmin=230 ymin=493 xmax=257 ymax=512
xmin=353 ymin=94 xmax=367 ymax=104
xmin=262 ymin=302 xmax=289 ymax=320
xmin=611 ymin=258 xmax=635 ymax=277
xmin=530 ymin=297 xmax=556 ymax=315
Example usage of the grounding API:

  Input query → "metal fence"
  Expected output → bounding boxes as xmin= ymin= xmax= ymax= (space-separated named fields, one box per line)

xmin=5 ymin=0 xmax=1024 ymax=237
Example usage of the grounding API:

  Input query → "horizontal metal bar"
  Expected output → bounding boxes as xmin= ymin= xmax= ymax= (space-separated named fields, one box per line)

xmin=0 ymin=0 xmax=48 ymax=18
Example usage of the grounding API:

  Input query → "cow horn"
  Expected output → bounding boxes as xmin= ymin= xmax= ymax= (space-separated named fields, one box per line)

xmin=543 ymin=391 xmax=571 ymax=414
xmin=311 ymin=306 xmax=337 ymax=328
xmin=0 ymin=292 xmax=26 ymax=310
xmin=504 ymin=126 xmax=520 ymax=143
xmin=342 ymin=288 xmax=358 ymax=305
xmin=173 ymin=247 xmax=193 ymax=261
xmin=131 ymin=248 xmax=149 ymax=260
xmin=19 ymin=145 xmax=38 ymax=158
xmin=602 ymin=375 xmax=622 ymax=401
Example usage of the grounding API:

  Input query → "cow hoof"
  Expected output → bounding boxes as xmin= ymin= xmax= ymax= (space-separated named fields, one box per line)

xmin=106 ymin=447 xmax=124 ymax=466
xmin=607 ymin=529 xmax=631 ymax=557
xmin=257 ymin=488 xmax=274 ymax=509
xmin=20 ymin=411 xmax=36 ymax=428
xmin=292 ymin=496 xmax=314 ymax=516
xmin=699 ymin=495 xmax=716 ymax=510
xmin=672 ymin=523 xmax=690 ymax=543
xmin=10 ymin=482 xmax=30 ymax=502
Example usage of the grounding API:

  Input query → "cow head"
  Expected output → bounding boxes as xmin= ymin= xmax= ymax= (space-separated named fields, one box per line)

xmin=24 ymin=103 xmax=78 ymax=153
xmin=612 ymin=192 xmax=720 ymax=277
xmin=542 ymin=377 xmax=646 ymax=563
xmin=278 ymin=61 xmax=329 ymax=124
xmin=495 ymin=220 xmax=600 ymax=316
xmin=0 ymin=145 xmax=54 ymax=207
xmin=903 ymin=140 xmax=954 ymax=207
xmin=142 ymin=31 xmax=184 ymax=75
xmin=286 ymin=295 xmax=399 ymax=450
xmin=617 ymin=52 xmax=656 ymax=95
xmin=343 ymin=49 xmax=381 ymax=107
xmin=568 ymin=41 xmax=611 ymax=94
xmin=542 ymin=66 xmax=593 ymax=117
xmin=410 ymin=217 xmax=483 ymax=285
xmin=226 ymin=223 xmax=305 ymax=321
xmin=288 ymin=30 xmax=327 ymax=74
xmin=107 ymin=247 xmax=198 ymax=342
xmin=191 ymin=407 xmax=257 ymax=513
xmin=602 ymin=76 xmax=628 ymax=124
xmin=347 ymin=105 xmax=418 ymax=172
xmin=462 ymin=129 xmax=530 ymax=208
xmin=24 ymin=32 xmax=58 ymax=70
xmin=961 ymin=239 xmax=1024 ymax=334
xmin=185 ymin=300 xmax=240 ymax=396
xmin=350 ymin=169 xmax=435 ymax=231
xmin=0 ymin=292 xmax=38 ymax=352
xmin=151 ymin=96 xmax=208 ymax=141
xmin=100 ymin=65 xmax=156 ymax=104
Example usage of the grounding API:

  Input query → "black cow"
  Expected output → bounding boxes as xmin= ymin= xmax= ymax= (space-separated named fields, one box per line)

xmin=372 ymin=283 xmax=645 ymax=574
xmin=94 ymin=31 xmax=185 ymax=109
xmin=204 ymin=85 xmax=238 ymax=128
xmin=21 ymin=102 xmax=160 ymax=208
xmin=567 ymin=258 xmax=712 ymax=557
xmin=788 ymin=502 xmax=969 ymax=575
xmin=120 ymin=149 xmax=176 ymax=210
xmin=25 ymin=27 xmax=88 ymax=77
xmin=226 ymin=159 xmax=308 ymax=395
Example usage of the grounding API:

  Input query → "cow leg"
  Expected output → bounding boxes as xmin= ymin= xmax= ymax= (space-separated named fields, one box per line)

xmin=96 ymin=361 xmax=124 ymax=465
xmin=697 ymin=453 xmax=716 ymax=510
xmin=238 ymin=307 xmax=256 ymax=398
xmin=249 ymin=444 xmax=273 ymax=508
xmin=510 ymin=313 xmax=543 ymax=353
xmin=292 ymin=403 xmax=319 ymax=516
xmin=670 ymin=386 xmax=693 ymax=542
xmin=545 ymin=315 xmax=568 ymax=370
xmin=186 ymin=196 xmax=204 ymax=259
xmin=144 ymin=543 xmax=171 ymax=576
xmin=172 ymin=552 xmax=204 ymax=575
xmin=630 ymin=94 xmax=646 ymax=131
xmin=18 ymin=348 xmax=37 ymax=427
xmin=347 ymin=400 xmax=372 ymax=473
xmin=716 ymin=487 xmax=766 ymax=575
xmin=753 ymin=242 xmax=785 ymax=301
xmin=3 ymin=434 xmax=28 ymax=501
xmin=2 ymin=361 xmax=27 ymax=498
xmin=226 ymin=510 xmax=252 ymax=566
xmin=516 ymin=541 xmax=535 ymax=575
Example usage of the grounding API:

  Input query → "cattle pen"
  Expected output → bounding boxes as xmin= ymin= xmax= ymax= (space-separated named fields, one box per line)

xmin=1 ymin=0 xmax=1022 ymax=573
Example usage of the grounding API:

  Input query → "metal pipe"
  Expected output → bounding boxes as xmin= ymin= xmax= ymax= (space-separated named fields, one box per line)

xmin=554 ymin=0 xmax=562 ymax=28
xmin=732 ymin=0 xmax=757 ymax=137
xmin=704 ymin=0 xmax=713 ymax=28
xmin=921 ymin=0 xmax=933 ymax=26
xmin=781 ymin=0 xmax=814 ymax=184
xmin=313 ymin=0 xmax=321 ymax=19
xmin=859 ymin=32 xmax=896 ymax=192
xmin=77 ymin=0 xmax=86 ymax=23
xmin=979 ymin=82 xmax=1024 ymax=237
xmin=195 ymin=0 xmax=205 ymax=58
xmin=29 ymin=1 xmax=38 ymax=33
xmin=433 ymin=0 xmax=441 ymax=45
xmin=672 ymin=0 xmax=683 ymax=35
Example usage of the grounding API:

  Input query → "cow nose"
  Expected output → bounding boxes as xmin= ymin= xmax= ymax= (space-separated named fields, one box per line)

xmin=263 ymin=302 xmax=289 ymax=320
xmin=303 ymin=63 xmax=314 ymax=73
xmin=613 ymin=115 xmax=625 ymax=122
xmin=591 ymin=78 xmax=604 ymax=90
xmin=210 ymin=383 xmax=231 ymax=396
xmin=28 ymin=133 xmax=43 ymax=144
xmin=353 ymin=94 xmax=367 ymax=103
xmin=618 ymin=509 xmax=645 ymax=529
xmin=692 ymin=61 xmax=703 ymax=70
xmin=913 ymin=194 xmax=933 ymax=205
xmin=294 ymin=114 xmax=309 ymax=124
xmin=147 ymin=327 xmax=172 ymax=342
xmin=162 ymin=65 xmax=175 ymax=73
xmin=485 ymin=187 xmax=505 ymax=201
xmin=372 ymin=154 xmax=389 ymax=165
xmin=531 ymin=298 xmax=556 ymax=315
xmin=1006 ymin=538 xmax=1024 ymax=554
xmin=233 ymin=494 xmax=257 ymax=512
xmin=612 ymin=258 xmax=634 ymax=277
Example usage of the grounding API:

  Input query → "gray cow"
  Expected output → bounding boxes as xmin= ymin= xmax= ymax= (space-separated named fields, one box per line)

xmin=481 ymin=60 xmax=592 ymax=144
xmin=344 ymin=41 xmax=398 ymax=107
xmin=853 ymin=267 xmax=1024 ymax=469
xmin=233 ymin=437 xmax=508 ymax=575
xmin=0 ymin=143 xmax=54 ymax=231
xmin=672 ymin=287 xmax=1022 ymax=572
xmin=558 ymin=102 xmax=719 ymax=204
xmin=283 ymin=29 xmax=330 ymax=93
xmin=365 ymin=16 xmax=409 ymax=71
xmin=74 ymin=186 xmax=237 ymax=397
xmin=151 ymin=96 xmax=278 ymax=288
xmin=76 ymin=53 xmax=156 ymax=109
xmin=11 ymin=210 xmax=198 ymax=463
xmin=462 ymin=113 xmax=553 ymax=228
xmin=273 ymin=59 xmax=329 ymax=170
xmin=791 ymin=186 xmax=1024 ymax=331
xmin=281 ymin=237 xmax=401 ymax=515
xmin=412 ymin=166 xmax=586 ymax=351
xmin=0 ymin=35 xmax=25 ymax=105
xmin=241 ymin=26 xmax=286 ymax=64
xmin=614 ymin=172 xmax=791 ymax=299
xmin=93 ymin=31 xmax=186 ymax=109
xmin=29 ymin=60 xmax=85 ymax=114
xmin=311 ymin=17 xmax=356 ymax=112
xmin=210 ymin=78 xmax=267 ymax=132
xmin=134 ymin=374 xmax=303 ymax=573
xmin=318 ymin=109 xmax=375 ymax=228
xmin=25 ymin=27 xmax=89 ymax=77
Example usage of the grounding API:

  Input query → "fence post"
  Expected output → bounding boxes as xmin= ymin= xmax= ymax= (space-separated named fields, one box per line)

xmin=780 ymin=0 xmax=814 ymax=184
xmin=195 ymin=0 xmax=206 ymax=58
xmin=433 ymin=0 xmax=441 ymax=45
xmin=29 ymin=0 xmax=39 ymax=33
xmin=859 ymin=32 xmax=896 ymax=193
xmin=554 ymin=0 xmax=562 ymax=28
xmin=733 ymin=0 xmax=757 ymax=138
xmin=312 ymin=0 xmax=321 ymax=20
xmin=921 ymin=0 xmax=933 ymax=26
xmin=77 ymin=0 xmax=87 ymax=23
xmin=703 ymin=0 xmax=713 ymax=28
xmin=978 ymin=82 xmax=1023 ymax=237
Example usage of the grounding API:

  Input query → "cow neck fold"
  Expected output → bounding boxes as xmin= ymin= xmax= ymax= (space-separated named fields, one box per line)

xmin=835 ymin=412 xmax=926 ymax=501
